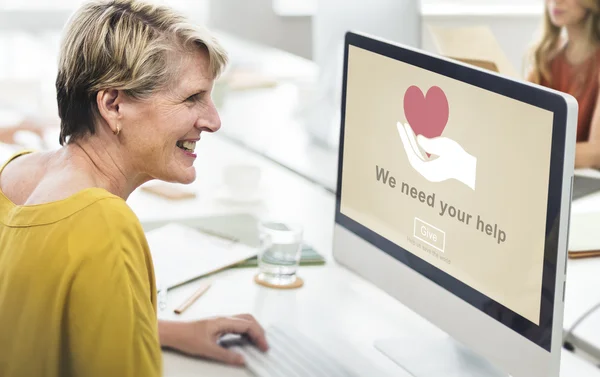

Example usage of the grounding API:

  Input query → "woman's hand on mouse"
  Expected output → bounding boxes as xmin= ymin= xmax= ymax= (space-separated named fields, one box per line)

xmin=158 ymin=314 xmax=269 ymax=366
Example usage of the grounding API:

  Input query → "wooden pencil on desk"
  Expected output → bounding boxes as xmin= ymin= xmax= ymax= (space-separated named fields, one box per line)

xmin=174 ymin=282 xmax=212 ymax=314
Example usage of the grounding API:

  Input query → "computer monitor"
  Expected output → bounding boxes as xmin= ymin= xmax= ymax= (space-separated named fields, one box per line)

xmin=333 ymin=31 xmax=577 ymax=377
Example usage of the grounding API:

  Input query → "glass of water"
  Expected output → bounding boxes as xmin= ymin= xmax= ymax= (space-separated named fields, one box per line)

xmin=256 ymin=221 xmax=303 ymax=287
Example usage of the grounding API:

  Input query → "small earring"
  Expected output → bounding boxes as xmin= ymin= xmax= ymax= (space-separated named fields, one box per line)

xmin=113 ymin=125 xmax=121 ymax=136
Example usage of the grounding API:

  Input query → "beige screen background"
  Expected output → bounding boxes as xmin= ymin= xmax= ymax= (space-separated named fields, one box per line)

xmin=340 ymin=46 xmax=554 ymax=325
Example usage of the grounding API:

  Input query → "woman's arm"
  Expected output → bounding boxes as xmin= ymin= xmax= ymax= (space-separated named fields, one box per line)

xmin=67 ymin=237 xmax=162 ymax=377
xmin=575 ymin=72 xmax=600 ymax=169
xmin=158 ymin=314 xmax=269 ymax=366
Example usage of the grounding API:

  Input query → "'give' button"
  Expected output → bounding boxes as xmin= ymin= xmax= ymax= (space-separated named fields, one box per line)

xmin=414 ymin=217 xmax=445 ymax=252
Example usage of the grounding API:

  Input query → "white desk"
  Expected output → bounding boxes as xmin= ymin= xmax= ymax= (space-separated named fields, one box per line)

xmin=564 ymin=169 xmax=600 ymax=362
xmin=121 ymin=133 xmax=600 ymax=376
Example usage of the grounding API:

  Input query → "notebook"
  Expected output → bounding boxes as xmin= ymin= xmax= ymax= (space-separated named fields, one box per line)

xmin=143 ymin=213 xmax=326 ymax=273
xmin=568 ymin=212 xmax=600 ymax=259
xmin=186 ymin=213 xmax=326 ymax=267
xmin=232 ymin=243 xmax=326 ymax=268
xmin=146 ymin=222 xmax=258 ymax=289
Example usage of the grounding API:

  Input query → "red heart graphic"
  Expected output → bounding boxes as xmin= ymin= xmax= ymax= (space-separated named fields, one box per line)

xmin=403 ymin=85 xmax=449 ymax=140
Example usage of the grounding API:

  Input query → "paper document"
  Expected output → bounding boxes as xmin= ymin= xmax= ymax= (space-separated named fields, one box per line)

xmin=146 ymin=223 xmax=258 ymax=289
xmin=569 ymin=212 xmax=600 ymax=253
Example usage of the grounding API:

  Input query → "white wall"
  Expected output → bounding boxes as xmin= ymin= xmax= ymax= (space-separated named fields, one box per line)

xmin=206 ymin=0 xmax=545 ymax=79
xmin=208 ymin=0 xmax=312 ymax=59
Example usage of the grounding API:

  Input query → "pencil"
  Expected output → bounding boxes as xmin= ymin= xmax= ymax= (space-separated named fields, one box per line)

xmin=174 ymin=282 xmax=212 ymax=314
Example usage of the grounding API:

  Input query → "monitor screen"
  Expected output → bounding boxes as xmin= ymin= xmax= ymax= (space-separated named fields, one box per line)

xmin=337 ymin=43 xmax=562 ymax=350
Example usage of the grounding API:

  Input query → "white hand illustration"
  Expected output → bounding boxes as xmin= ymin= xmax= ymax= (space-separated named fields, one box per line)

xmin=396 ymin=122 xmax=477 ymax=190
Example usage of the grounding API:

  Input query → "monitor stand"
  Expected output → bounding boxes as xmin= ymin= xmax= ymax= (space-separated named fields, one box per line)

xmin=374 ymin=335 xmax=510 ymax=377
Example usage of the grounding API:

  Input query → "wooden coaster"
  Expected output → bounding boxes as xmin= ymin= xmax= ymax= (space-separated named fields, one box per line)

xmin=254 ymin=274 xmax=304 ymax=289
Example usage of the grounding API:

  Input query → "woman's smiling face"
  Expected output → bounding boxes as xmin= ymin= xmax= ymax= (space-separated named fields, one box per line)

xmin=117 ymin=47 xmax=221 ymax=184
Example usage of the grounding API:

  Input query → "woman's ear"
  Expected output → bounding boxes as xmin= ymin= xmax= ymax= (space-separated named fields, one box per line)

xmin=96 ymin=89 xmax=123 ymax=134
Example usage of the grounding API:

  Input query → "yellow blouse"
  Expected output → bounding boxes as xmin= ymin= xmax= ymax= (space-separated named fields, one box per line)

xmin=0 ymin=151 xmax=162 ymax=377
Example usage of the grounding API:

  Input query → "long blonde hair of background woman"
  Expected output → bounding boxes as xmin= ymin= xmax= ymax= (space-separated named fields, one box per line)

xmin=529 ymin=0 xmax=600 ymax=84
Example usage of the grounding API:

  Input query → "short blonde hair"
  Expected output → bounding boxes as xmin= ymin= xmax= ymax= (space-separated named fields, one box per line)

xmin=56 ymin=0 xmax=228 ymax=145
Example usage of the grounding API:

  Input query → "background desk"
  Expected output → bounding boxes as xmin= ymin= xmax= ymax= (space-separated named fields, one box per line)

xmin=123 ymin=133 xmax=600 ymax=376
xmin=564 ymin=168 xmax=600 ymax=362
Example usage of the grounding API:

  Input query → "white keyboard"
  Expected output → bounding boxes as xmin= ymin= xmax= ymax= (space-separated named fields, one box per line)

xmin=220 ymin=324 xmax=361 ymax=377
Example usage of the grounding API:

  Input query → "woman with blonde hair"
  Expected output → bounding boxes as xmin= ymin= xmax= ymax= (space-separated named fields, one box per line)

xmin=0 ymin=1 xmax=268 ymax=376
xmin=528 ymin=0 xmax=600 ymax=168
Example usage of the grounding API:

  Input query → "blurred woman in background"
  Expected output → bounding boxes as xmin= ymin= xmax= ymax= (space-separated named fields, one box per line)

xmin=528 ymin=0 xmax=600 ymax=168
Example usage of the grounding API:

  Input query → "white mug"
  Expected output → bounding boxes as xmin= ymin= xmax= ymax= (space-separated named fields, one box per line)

xmin=221 ymin=164 xmax=262 ymax=199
